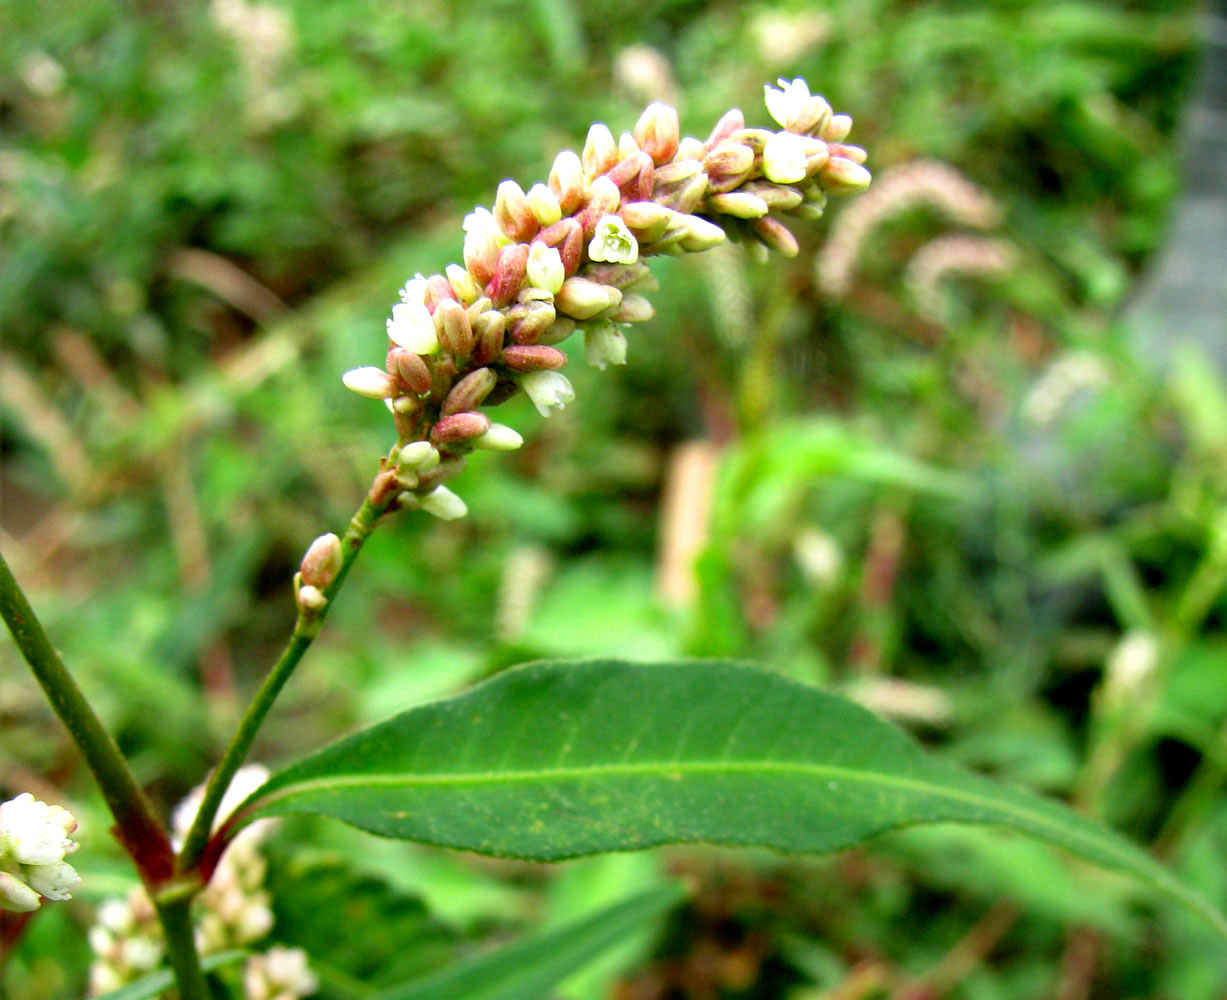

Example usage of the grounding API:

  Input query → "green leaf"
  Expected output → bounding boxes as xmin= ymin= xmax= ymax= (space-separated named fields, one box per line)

xmin=374 ymin=883 xmax=685 ymax=1000
xmin=236 ymin=660 xmax=1227 ymax=942
xmin=92 ymin=950 xmax=248 ymax=1000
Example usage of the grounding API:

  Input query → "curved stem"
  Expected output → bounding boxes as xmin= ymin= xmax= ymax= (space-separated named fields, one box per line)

xmin=176 ymin=490 xmax=392 ymax=872
xmin=0 ymin=548 xmax=174 ymax=883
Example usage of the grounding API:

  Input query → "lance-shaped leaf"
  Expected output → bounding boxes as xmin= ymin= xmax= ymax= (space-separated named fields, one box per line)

xmin=231 ymin=660 xmax=1227 ymax=942
xmin=376 ymin=882 xmax=685 ymax=1000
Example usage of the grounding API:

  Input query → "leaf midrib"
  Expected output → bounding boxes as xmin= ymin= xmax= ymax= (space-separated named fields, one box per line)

xmin=258 ymin=757 xmax=1129 ymax=866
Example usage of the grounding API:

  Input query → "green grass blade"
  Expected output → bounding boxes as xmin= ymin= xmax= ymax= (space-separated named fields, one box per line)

xmin=375 ymin=883 xmax=684 ymax=1000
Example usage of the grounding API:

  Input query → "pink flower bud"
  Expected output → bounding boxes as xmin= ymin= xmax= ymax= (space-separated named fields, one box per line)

xmin=471 ymin=309 xmax=507 ymax=365
xmin=389 ymin=348 xmax=433 ymax=394
xmin=752 ymin=216 xmax=800 ymax=257
xmin=507 ymin=298 xmax=558 ymax=345
xmin=485 ymin=242 xmax=529 ymax=306
xmin=300 ymin=533 xmax=343 ymax=588
xmin=501 ymin=344 xmax=568 ymax=371
xmin=430 ymin=411 xmax=491 ymax=445
xmin=424 ymin=274 xmax=458 ymax=312
xmin=433 ymin=299 xmax=474 ymax=357
xmin=548 ymin=150 xmax=585 ymax=214
xmin=823 ymin=114 xmax=853 ymax=143
xmin=441 ymin=366 xmax=497 ymax=416
xmin=633 ymin=101 xmax=680 ymax=165
xmin=612 ymin=293 xmax=654 ymax=323
xmin=702 ymin=140 xmax=755 ymax=191
xmin=494 ymin=179 xmax=539 ymax=243
xmin=576 ymin=176 xmax=622 ymax=240
xmin=703 ymin=108 xmax=745 ymax=153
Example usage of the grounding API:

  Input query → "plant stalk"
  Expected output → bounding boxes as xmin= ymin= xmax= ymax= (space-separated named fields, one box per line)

xmin=176 ymin=490 xmax=392 ymax=872
xmin=0 ymin=548 xmax=174 ymax=884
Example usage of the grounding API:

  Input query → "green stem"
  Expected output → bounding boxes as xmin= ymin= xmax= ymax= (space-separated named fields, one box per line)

xmin=155 ymin=889 xmax=211 ymax=1000
xmin=0 ymin=548 xmax=174 ymax=884
xmin=177 ymin=491 xmax=391 ymax=872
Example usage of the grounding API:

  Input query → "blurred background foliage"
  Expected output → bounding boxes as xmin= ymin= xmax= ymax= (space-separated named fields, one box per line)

xmin=3 ymin=0 xmax=1227 ymax=997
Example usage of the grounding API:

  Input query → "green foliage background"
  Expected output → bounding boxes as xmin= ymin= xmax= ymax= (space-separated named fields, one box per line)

xmin=3 ymin=0 xmax=1225 ymax=997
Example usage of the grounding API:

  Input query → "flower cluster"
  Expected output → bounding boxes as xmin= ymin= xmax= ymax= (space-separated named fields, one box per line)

xmin=0 ymin=792 xmax=81 ymax=912
xmin=88 ymin=767 xmax=309 ymax=997
xmin=343 ymin=78 xmax=871 ymax=520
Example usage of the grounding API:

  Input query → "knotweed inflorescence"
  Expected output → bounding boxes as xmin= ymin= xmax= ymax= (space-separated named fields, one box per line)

xmin=342 ymin=78 xmax=871 ymax=520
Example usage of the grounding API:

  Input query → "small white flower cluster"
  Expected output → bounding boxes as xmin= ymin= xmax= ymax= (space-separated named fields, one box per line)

xmin=344 ymin=80 xmax=870 ymax=521
xmin=0 ymin=792 xmax=81 ymax=912
xmin=88 ymin=766 xmax=311 ymax=998
xmin=244 ymin=945 xmax=319 ymax=1000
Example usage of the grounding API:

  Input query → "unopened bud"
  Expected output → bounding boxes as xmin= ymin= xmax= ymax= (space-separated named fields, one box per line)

xmin=485 ymin=242 xmax=530 ymax=306
xmin=656 ymin=172 xmax=709 ymax=214
xmin=473 ymin=423 xmax=524 ymax=451
xmin=823 ymin=114 xmax=853 ymax=143
xmin=526 ymin=183 xmax=562 ymax=226
xmin=827 ymin=143 xmax=868 ymax=165
xmin=583 ymin=319 xmax=628 ymax=370
xmin=633 ymin=101 xmax=680 ymax=165
xmin=620 ymin=201 xmax=674 ymax=242
xmin=445 ymin=263 xmax=482 ymax=305
xmin=703 ymin=140 xmax=755 ymax=192
xmin=548 ymin=150 xmax=585 ymax=214
xmin=526 ymin=241 xmax=565 ymax=294
xmin=762 ymin=132 xmax=810 ymax=184
xmin=441 ymin=366 xmax=497 ymax=416
xmin=703 ymin=108 xmax=745 ymax=151
xmin=752 ymin=216 xmax=800 ymax=257
xmin=494 ymin=179 xmax=539 ymax=243
xmin=555 ymin=277 xmax=623 ymax=320
xmin=507 ymin=298 xmax=557 ymax=345
xmin=424 ymin=274 xmax=458 ymax=312
xmin=653 ymin=160 xmax=704 ymax=186
xmin=577 ymin=176 xmax=622 ymax=239
xmin=462 ymin=209 xmax=505 ymax=286
xmin=430 ymin=411 xmax=491 ymax=445
xmin=676 ymin=215 xmax=727 ymax=252
xmin=399 ymin=441 xmax=440 ymax=471
xmin=581 ymin=122 xmax=618 ymax=178
xmin=606 ymin=151 xmax=654 ymax=201
xmin=471 ymin=309 xmax=507 ymax=365
xmin=389 ymin=348 xmax=432 ymax=394
xmin=501 ymin=344 xmax=568 ymax=371
xmin=535 ymin=316 xmax=577 ymax=345
xmin=617 ymin=131 xmax=640 ymax=161
xmin=675 ymin=136 xmax=705 ymax=160
xmin=434 ymin=299 xmax=474 ymax=357
xmin=708 ymin=191 xmax=769 ymax=218
xmin=343 ymin=367 xmax=400 ymax=399
xmin=821 ymin=157 xmax=872 ymax=194
xmin=419 ymin=485 xmax=467 ymax=520
xmin=296 ymin=584 xmax=327 ymax=613
xmin=613 ymin=293 xmax=654 ymax=323
xmin=300 ymin=533 xmax=343 ymax=588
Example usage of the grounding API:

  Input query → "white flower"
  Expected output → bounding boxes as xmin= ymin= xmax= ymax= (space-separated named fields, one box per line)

xmin=0 ymin=793 xmax=81 ymax=911
xmin=583 ymin=320 xmax=628 ymax=370
xmin=244 ymin=947 xmax=319 ymax=1000
xmin=588 ymin=214 xmax=639 ymax=264
xmin=520 ymin=370 xmax=575 ymax=417
xmin=419 ymin=486 xmax=468 ymax=520
xmin=762 ymin=132 xmax=809 ymax=184
xmin=526 ymin=242 xmax=565 ymax=293
xmin=764 ymin=76 xmax=812 ymax=130
xmin=398 ymin=274 xmax=428 ymax=307
xmin=386 ymin=302 xmax=440 ymax=355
